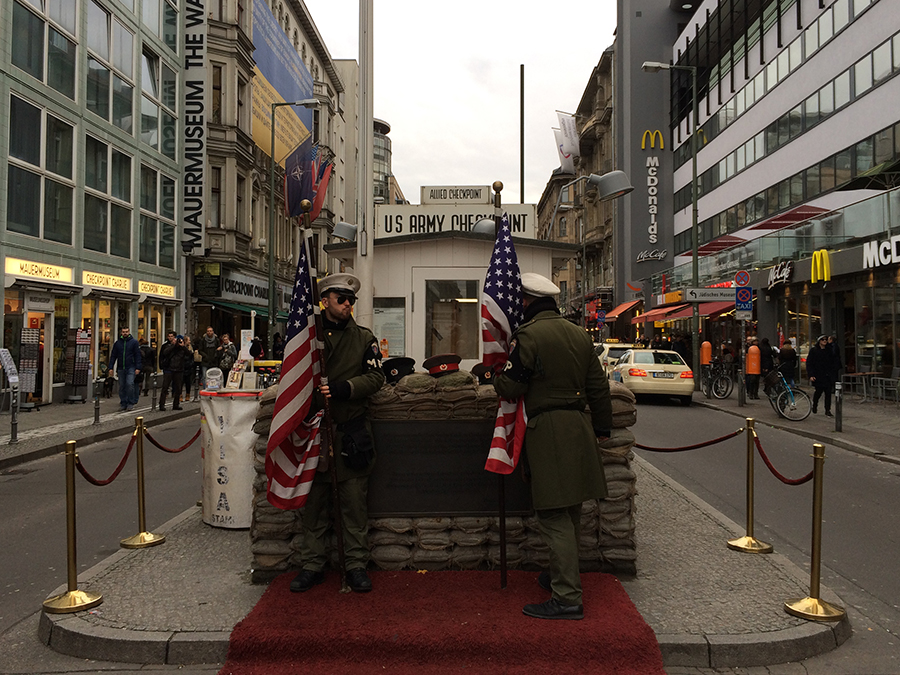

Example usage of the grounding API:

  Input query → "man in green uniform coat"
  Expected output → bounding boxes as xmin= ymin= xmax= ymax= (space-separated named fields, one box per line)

xmin=290 ymin=273 xmax=385 ymax=594
xmin=494 ymin=272 xmax=612 ymax=620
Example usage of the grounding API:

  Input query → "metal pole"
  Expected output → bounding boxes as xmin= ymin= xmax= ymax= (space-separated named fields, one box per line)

xmin=520 ymin=64 xmax=525 ymax=204
xmin=690 ymin=66 xmax=701 ymax=390
xmin=834 ymin=382 xmax=842 ymax=432
xmin=120 ymin=417 xmax=165 ymax=548
xmin=784 ymin=443 xmax=846 ymax=621
xmin=93 ymin=378 xmax=101 ymax=425
xmin=9 ymin=387 xmax=19 ymax=444
xmin=42 ymin=441 xmax=103 ymax=613
xmin=493 ymin=181 xmax=508 ymax=590
xmin=727 ymin=418 xmax=773 ymax=553
xmin=268 ymin=102 xmax=278 ymax=358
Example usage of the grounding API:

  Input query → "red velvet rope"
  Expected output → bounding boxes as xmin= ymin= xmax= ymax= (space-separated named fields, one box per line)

xmin=753 ymin=433 xmax=814 ymax=485
xmin=75 ymin=432 xmax=137 ymax=486
xmin=143 ymin=427 xmax=201 ymax=453
xmin=634 ymin=428 xmax=744 ymax=452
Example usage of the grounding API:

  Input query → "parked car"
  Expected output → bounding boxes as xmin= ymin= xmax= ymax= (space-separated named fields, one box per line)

xmin=610 ymin=349 xmax=694 ymax=405
xmin=594 ymin=342 xmax=642 ymax=375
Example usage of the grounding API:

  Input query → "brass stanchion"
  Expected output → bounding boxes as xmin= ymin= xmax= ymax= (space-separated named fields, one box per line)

xmin=785 ymin=443 xmax=846 ymax=621
xmin=728 ymin=418 xmax=773 ymax=553
xmin=43 ymin=441 xmax=103 ymax=613
xmin=120 ymin=417 xmax=166 ymax=548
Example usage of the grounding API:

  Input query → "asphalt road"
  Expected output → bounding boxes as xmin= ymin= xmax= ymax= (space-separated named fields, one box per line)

xmin=0 ymin=417 xmax=203 ymax=638
xmin=632 ymin=396 xmax=900 ymax=673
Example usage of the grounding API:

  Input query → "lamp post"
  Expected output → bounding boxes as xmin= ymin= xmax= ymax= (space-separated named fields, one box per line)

xmin=547 ymin=171 xmax=634 ymax=332
xmin=268 ymin=98 xmax=318 ymax=356
xmin=642 ymin=61 xmax=700 ymax=389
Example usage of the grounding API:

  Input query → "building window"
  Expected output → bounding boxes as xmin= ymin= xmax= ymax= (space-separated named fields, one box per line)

xmin=237 ymin=76 xmax=248 ymax=132
xmin=211 ymin=65 xmax=223 ymax=124
xmin=143 ymin=0 xmax=177 ymax=54
xmin=210 ymin=167 xmax=221 ymax=228
xmin=11 ymin=0 xmax=77 ymax=100
xmin=83 ymin=136 xmax=133 ymax=257
xmin=6 ymin=95 xmax=74 ymax=244
xmin=141 ymin=49 xmax=177 ymax=159
xmin=558 ymin=216 xmax=567 ymax=238
xmin=139 ymin=165 xmax=176 ymax=268
xmin=86 ymin=2 xmax=134 ymax=133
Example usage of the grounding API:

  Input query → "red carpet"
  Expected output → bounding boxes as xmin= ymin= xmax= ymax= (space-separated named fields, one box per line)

xmin=220 ymin=570 xmax=664 ymax=675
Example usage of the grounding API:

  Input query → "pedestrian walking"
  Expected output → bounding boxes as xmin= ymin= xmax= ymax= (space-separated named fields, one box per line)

xmin=290 ymin=273 xmax=385 ymax=595
xmin=494 ymin=273 xmax=612 ymax=621
xmin=158 ymin=332 xmax=190 ymax=411
xmin=182 ymin=336 xmax=195 ymax=401
xmin=109 ymin=326 xmax=141 ymax=411
xmin=807 ymin=335 xmax=839 ymax=416
xmin=138 ymin=338 xmax=156 ymax=396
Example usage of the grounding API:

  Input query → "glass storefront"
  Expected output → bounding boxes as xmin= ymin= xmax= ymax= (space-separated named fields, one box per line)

xmin=424 ymin=280 xmax=479 ymax=360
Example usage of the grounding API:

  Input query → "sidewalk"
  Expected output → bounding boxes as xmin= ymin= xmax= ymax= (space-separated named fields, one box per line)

xmin=694 ymin=386 xmax=900 ymax=465
xmin=8 ymin=388 xmax=884 ymax=669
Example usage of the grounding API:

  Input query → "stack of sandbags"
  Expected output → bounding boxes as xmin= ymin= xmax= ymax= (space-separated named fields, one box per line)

xmin=247 ymin=377 xmax=639 ymax=582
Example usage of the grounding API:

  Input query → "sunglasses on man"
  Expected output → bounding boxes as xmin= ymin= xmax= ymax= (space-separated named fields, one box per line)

xmin=335 ymin=294 xmax=357 ymax=306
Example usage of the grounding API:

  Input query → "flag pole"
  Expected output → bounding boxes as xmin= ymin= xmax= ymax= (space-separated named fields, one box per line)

xmin=492 ymin=181 xmax=508 ymax=590
xmin=301 ymin=199 xmax=349 ymax=593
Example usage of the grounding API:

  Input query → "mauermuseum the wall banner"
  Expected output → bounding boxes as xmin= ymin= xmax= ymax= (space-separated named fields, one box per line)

xmin=376 ymin=204 xmax=536 ymax=239
xmin=251 ymin=0 xmax=313 ymax=165
xmin=182 ymin=0 xmax=206 ymax=252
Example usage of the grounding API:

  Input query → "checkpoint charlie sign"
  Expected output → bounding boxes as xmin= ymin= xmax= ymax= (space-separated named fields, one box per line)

xmin=420 ymin=185 xmax=492 ymax=204
xmin=377 ymin=202 xmax=536 ymax=239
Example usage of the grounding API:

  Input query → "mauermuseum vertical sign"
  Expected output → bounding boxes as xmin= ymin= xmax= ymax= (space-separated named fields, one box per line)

xmin=182 ymin=0 xmax=207 ymax=252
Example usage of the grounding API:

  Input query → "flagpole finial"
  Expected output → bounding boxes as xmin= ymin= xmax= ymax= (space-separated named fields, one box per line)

xmin=300 ymin=199 xmax=312 ymax=212
xmin=492 ymin=181 xmax=503 ymax=193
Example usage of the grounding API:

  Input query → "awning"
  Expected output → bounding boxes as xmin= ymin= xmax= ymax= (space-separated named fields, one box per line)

xmin=200 ymin=298 xmax=289 ymax=321
xmin=697 ymin=235 xmax=746 ymax=256
xmin=666 ymin=301 xmax=735 ymax=320
xmin=83 ymin=287 xmax=141 ymax=302
xmin=631 ymin=303 xmax=689 ymax=324
xmin=748 ymin=204 xmax=830 ymax=231
xmin=5 ymin=276 xmax=83 ymax=295
xmin=605 ymin=300 xmax=641 ymax=320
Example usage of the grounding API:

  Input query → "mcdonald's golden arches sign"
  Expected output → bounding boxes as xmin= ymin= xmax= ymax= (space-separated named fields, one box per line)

xmin=641 ymin=129 xmax=664 ymax=150
xmin=810 ymin=249 xmax=831 ymax=283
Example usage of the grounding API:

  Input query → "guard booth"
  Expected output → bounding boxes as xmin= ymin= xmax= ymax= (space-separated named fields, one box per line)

xmin=326 ymin=202 xmax=578 ymax=372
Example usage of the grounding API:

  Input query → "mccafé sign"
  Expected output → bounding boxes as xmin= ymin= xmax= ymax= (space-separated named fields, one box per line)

xmin=642 ymin=130 xmax=664 ymax=247
xmin=862 ymin=234 xmax=900 ymax=269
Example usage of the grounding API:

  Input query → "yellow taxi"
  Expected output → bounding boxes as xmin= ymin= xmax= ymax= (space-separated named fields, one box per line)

xmin=594 ymin=342 xmax=642 ymax=375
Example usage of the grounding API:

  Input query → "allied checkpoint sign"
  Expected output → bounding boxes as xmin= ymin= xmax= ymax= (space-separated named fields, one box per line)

xmin=376 ymin=202 xmax=537 ymax=240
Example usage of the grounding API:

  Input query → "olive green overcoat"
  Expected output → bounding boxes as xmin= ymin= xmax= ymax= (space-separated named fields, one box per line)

xmin=312 ymin=316 xmax=385 ymax=482
xmin=494 ymin=309 xmax=612 ymax=510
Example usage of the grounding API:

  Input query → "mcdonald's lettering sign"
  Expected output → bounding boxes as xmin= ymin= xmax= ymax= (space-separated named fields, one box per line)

xmin=862 ymin=234 xmax=900 ymax=269
xmin=810 ymin=249 xmax=831 ymax=283
xmin=641 ymin=129 xmax=664 ymax=150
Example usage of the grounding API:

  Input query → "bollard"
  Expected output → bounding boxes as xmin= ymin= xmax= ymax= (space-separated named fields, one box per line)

xmin=93 ymin=378 xmax=102 ymax=425
xmin=43 ymin=441 xmax=103 ymax=613
xmin=784 ymin=443 xmax=846 ymax=621
xmin=727 ymin=418 xmax=773 ymax=553
xmin=737 ymin=367 xmax=746 ymax=407
xmin=120 ymin=418 xmax=166 ymax=549
xmin=834 ymin=382 xmax=842 ymax=432
xmin=9 ymin=387 xmax=19 ymax=445
xmin=151 ymin=373 xmax=159 ymax=411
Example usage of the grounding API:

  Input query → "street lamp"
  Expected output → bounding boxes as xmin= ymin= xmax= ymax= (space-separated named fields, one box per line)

xmin=642 ymin=61 xmax=700 ymax=389
xmin=548 ymin=171 xmax=634 ymax=332
xmin=268 ymin=98 xmax=318 ymax=356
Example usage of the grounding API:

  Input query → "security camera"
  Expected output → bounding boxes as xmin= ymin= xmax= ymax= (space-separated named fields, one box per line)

xmin=181 ymin=241 xmax=196 ymax=254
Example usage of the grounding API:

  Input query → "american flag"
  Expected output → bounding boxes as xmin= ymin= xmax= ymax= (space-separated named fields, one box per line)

xmin=265 ymin=237 xmax=324 ymax=509
xmin=481 ymin=215 xmax=528 ymax=475
xmin=284 ymin=138 xmax=333 ymax=222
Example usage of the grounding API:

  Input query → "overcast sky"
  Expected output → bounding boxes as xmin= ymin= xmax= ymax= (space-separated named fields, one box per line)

xmin=301 ymin=1 xmax=618 ymax=205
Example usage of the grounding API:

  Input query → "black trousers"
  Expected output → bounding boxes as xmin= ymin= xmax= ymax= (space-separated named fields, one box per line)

xmin=812 ymin=384 xmax=832 ymax=412
xmin=160 ymin=371 xmax=183 ymax=408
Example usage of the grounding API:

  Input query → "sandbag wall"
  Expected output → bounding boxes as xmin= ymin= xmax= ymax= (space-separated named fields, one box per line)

xmin=249 ymin=374 xmax=638 ymax=582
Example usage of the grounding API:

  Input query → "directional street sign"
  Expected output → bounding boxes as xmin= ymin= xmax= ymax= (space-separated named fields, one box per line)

xmin=735 ymin=286 xmax=753 ymax=311
xmin=685 ymin=288 xmax=735 ymax=302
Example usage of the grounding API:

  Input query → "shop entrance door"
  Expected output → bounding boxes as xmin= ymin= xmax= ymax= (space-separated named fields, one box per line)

xmin=24 ymin=311 xmax=54 ymax=405
xmin=411 ymin=267 xmax=484 ymax=373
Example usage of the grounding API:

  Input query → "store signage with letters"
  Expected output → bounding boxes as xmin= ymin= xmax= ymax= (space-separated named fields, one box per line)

xmin=221 ymin=270 xmax=269 ymax=304
xmin=83 ymin=271 xmax=132 ymax=291
xmin=24 ymin=292 xmax=54 ymax=312
xmin=138 ymin=281 xmax=176 ymax=298
xmin=862 ymin=235 xmax=900 ymax=269
xmin=5 ymin=257 xmax=73 ymax=284
xmin=810 ymin=249 xmax=831 ymax=282
xmin=767 ymin=260 xmax=793 ymax=290
xmin=636 ymin=249 xmax=668 ymax=263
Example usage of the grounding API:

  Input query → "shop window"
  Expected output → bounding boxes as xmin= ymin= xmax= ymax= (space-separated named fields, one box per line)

xmin=6 ymin=95 xmax=74 ymax=243
xmin=12 ymin=1 xmax=76 ymax=100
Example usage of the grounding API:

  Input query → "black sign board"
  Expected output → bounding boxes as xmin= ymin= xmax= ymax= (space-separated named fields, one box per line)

xmin=193 ymin=263 xmax=221 ymax=297
xmin=368 ymin=420 xmax=532 ymax=517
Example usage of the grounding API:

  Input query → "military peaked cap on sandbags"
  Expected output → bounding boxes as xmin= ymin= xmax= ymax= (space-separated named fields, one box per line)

xmin=422 ymin=353 xmax=461 ymax=377
xmin=471 ymin=363 xmax=494 ymax=385
xmin=382 ymin=356 xmax=415 ymax=384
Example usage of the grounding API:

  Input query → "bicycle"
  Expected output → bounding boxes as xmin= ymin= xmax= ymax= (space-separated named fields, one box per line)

xmin=763 ymin=369 xmax=811 ymax=420
xmin=701 ymin=359 xmax=734 ymax=399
